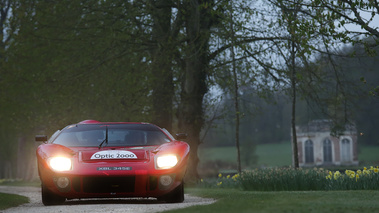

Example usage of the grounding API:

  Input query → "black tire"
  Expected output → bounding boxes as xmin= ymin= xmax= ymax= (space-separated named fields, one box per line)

xmin=159 ymin=182 xmax=184 ymax=203
xmin=41 ymin=184 xmax=65 ymax=206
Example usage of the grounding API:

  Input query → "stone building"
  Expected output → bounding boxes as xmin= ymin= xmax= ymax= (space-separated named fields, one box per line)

xmin=295 ymin=120 xmax=358 ymax=167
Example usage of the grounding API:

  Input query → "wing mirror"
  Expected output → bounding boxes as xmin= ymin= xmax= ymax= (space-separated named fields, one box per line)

xmin=35 ymin=135 xmax=48 ymax=143
xmin=175 ymin=133 xmax=187 ymax=140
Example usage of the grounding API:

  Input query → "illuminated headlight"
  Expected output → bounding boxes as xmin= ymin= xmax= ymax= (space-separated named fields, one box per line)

xmin=156 ymin=155 xmax=178 ymax=169
xmin=49 ymin=157 xmax=72 ymax=171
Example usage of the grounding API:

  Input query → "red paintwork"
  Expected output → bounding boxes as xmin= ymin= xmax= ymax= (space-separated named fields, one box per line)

xmin=36 ymin=121 xmax=190 ymax=200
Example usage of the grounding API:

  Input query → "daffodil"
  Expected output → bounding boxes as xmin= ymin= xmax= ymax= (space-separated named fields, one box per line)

xmin=363 ymin=170 xmax=371 ymax=175
xmin=333 ymin=171 xmax=341 ymax=180
xmin=218 ymin=173 xmax=222 ymax=178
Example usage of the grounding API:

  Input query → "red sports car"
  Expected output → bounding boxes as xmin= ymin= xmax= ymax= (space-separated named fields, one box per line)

xmin=35 ymin=120 xmax=190 ymax=205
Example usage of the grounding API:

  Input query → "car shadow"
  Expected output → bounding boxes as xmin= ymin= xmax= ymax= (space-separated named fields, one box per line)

xmin=64 ymin=197 xmax=167 ymax=205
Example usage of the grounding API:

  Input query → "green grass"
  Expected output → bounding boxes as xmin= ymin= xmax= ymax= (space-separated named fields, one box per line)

xmin=0 ymin=179 xmax=40 ymax=187
xmin=358 ymin=145 xmax=379 ymax=164
xmin=254 ymin=143 xmax=292 ymax=166
xmin=199 ymin=143 xmax=379 ymax=168
xmin=166 ymin=188 xmax=379 ymax=213
xmin=198 ymin=143 xmax=292 ymax=168
xmin=0 ymin=192 xmax=29 ymax=210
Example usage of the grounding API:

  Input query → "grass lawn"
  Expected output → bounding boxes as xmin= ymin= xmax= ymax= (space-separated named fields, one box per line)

xmin=166 ymin=188 xmax=379 ymax=213
xmin=0 ymin=192 xmax=28 ymax=210
xmin=198 ymin=142 xmax=292 ymax=168
xmin=199 ymin=143 xmax=379 ymax=169
xmin=358 ymin=145 xmax=379 ymax=164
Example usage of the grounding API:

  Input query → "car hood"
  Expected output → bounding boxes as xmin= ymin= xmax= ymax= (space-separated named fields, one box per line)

xmin=78 ymin=147 xmax=153 ymax=161
xmin=65 ymin=146 xmax=158 ymax=162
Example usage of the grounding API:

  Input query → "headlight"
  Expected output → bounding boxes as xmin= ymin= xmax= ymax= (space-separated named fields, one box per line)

xmin=156 ymin=155 xmax=178 ymax=169
xmin=49 ymin=157 xmax=72 ymax=171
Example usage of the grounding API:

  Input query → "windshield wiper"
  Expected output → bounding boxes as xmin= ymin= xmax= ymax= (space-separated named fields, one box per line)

xmin=98 ymin=125 xmax=108 ymax=149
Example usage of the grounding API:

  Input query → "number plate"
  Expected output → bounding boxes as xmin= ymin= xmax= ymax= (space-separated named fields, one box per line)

xmin=97 ymin=167 xmax=132 ymax=171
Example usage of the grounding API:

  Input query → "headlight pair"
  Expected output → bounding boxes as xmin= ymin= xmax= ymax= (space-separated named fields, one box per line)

xmin=156 ymin=155 xmax=178 ymax=169
xmin=49 ymin=157 xmax=72 ymax=171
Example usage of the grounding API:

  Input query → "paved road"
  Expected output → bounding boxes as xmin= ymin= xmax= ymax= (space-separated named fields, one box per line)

xmin=0 ymin=186 xmax=215 ymax=213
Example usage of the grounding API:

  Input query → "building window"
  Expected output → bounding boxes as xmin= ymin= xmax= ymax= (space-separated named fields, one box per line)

xmin=341 ymin=138 xmax=351 ymax=162
xmin=305 ymin=140 xmax=314 ymax=163
xmin=323 ymin=138 xmax=332 ymax=163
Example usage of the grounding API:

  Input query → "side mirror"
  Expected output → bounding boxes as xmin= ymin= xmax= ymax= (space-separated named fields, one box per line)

xmin=175 ymin=133 xmax=187 ymax=140
xmin=35 ymin=135 xmax=48 ymax=143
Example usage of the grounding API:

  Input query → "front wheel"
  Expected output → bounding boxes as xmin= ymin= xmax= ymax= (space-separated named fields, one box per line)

xmin=158 ymin=182 xmax=184 ymax=203
xmin=41 ymin=184 xmax=65 ymax=206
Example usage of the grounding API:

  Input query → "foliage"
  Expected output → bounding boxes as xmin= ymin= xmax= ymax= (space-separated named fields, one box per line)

xmin=325 ymin=167 xmax=379 ymax=190
xmin=238 ymin=167 xmax=328 ymax=191
xmin=1 ymin=0 xmax=379 ymax=181
xmin=202 ymin=166 xmax=379 ymax=191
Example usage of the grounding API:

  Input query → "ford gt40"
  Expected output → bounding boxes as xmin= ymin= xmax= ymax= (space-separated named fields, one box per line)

xmin=35 ymin=120 xmax=190 ymax=205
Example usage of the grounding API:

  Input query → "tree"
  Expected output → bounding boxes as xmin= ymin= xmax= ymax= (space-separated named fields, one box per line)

xmin=309 ymin=0 xmax=379 ymax=40
xmin=177 ymin=0 xmax=216 ymax=181
xmin=149 ymin=0 xmax=176 ymax=132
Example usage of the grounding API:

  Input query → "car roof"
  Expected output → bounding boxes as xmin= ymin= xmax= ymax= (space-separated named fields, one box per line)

xmin=78 ymin=120 xmax=150 ymax=125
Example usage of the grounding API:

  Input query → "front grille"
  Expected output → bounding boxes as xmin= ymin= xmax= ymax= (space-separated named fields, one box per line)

xmin=149 ymin=176 xmax=158 ymax=191
xmin=83 ymin=176 xmax=135 ymax=193
xmin=72 ymin=177 xmax=81 ymax=192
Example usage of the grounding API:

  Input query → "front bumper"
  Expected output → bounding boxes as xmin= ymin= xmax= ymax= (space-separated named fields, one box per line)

xmin=39 ymin=163 xmax=186 ymax=199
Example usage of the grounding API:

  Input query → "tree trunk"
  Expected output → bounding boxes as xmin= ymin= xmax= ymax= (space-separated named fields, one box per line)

xmin=150 ymin=0 xmax=174 ymax=131
xmin=230 ymin=3 xmax=242 ymax=173
xmin=178 ymin=0 xmax=212 ymax=182
xmin=290 ymin=10 xmax=299 ymax=169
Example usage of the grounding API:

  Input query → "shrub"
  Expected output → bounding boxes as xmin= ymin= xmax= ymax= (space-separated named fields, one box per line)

xmin=206 ymin=166 xmax=379 ymax=191
xmin=238 ymin=167 xmax=327 ymax=191
xmin=325 ymin=166 xmax=379 ymax=190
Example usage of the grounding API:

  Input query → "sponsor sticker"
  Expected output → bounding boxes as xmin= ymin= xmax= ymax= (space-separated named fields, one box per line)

xmin=90 ymin=150 xmax=137 ymax=159
xmin=97 ymin=167 xmax=132 ymax=171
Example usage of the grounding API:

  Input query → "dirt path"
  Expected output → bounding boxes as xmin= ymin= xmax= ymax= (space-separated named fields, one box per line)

xmin=0 ymin=186 xmax=215 ymax=213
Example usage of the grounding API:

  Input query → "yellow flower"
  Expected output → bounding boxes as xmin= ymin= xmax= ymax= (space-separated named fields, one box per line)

xmin=218 ymin=173 xmax=222 ymax=178
xmin=333 ymin=171 xmax=341 ymax=180
xmin=227 ymin=175 xmax=230 ymax=179
xmin=374 ymin=168 xmax=379 ymax=173
xmin=357 ymin=170 xmax=362 ymax=175
xmin=200 ymin=179 xmax=204 ymax=182
xmin=326 ymin=175 xmax=332 ymax=180
xmin=363 ymin=170 xmax=371 ymax=175
xmin=217 ymin=181 xmax=222 ymax=186
xmin=346 ymin=170 xmax=355 ymax=176
xmin=350 ymin=174 xmax=355 ymax=178
xmin=356 ymin=174 xmax=359 ymax=182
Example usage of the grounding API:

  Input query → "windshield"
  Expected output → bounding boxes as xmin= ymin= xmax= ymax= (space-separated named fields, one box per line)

xmin=52 ymin=124 xmax=172 ymax=147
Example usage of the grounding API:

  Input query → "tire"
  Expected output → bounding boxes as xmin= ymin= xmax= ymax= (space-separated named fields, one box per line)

xmin=159 ymin=181 xmax=184 ymax=203
xmin=41 ymin=184 xmax=65 ymax=206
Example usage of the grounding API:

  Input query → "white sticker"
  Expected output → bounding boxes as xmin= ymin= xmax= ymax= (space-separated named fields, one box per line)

xmin=90 ymin=150 xmax=137 ymax=159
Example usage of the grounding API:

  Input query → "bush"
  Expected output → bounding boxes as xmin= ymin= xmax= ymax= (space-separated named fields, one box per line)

xmin=238 ymin=167 xmax=327 ymax=191
xmin=325 ymin=166 xmax=379 ymax=190
xmin=203 ymin=166 xmax=379 ymax=191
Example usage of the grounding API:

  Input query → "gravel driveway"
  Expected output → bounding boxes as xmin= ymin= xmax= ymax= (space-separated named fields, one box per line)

xmin=0 ymin=186 xmax=215 ymax=213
